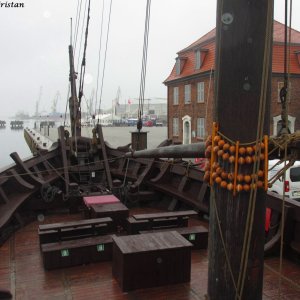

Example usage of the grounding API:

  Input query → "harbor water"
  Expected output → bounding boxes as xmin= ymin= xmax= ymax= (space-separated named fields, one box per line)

xmin=0 ymin=120 xmax=168 ymax=169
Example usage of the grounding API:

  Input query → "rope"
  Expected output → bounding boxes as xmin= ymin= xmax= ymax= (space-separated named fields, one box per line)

xmin=264 ymin=263 xmax=300 ymax=291
xmin=205 ymin=67 xmax=213 ymax=138
xmin=76 ymin=0 xmax=88 ymax=71
xmin=0 ymin=155 xmax=126 ymax=180
xmin=279 ymin=1 xmax=293 ymax=297
xmin=136 ymin=0 xmax=152 ymax=132
xmin=236 ymin=2 xmax=273 ymax=298
xmin=63 ymin=84 xmax=71 ymax=127
xmin=78 ymin=0 xmax=91 ymax=109
xmin=211 ymin=189 xmax=238 ymax=294
xmin=94 ymin=0 xmax=105 ymax=117
xmin=97 ymin=0 xmax=113 ymax=122
xmin=73 ymin=0 xmax=83 ymax=54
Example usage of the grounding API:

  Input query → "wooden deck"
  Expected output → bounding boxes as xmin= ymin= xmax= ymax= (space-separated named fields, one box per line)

xmin=0 ymin=208 xmax=299 ymax=300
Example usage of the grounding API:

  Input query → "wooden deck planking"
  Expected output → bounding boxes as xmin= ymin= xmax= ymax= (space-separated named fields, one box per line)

xmin=0 ymin=210 xmax=299 ymax=299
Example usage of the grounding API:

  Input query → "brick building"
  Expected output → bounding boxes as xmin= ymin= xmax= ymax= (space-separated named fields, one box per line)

xmin=164 ymin=21 xmax=300 ymax=144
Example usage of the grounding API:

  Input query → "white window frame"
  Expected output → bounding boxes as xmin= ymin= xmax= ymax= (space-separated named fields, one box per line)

xmin=182 ymin=115 xmax=191 ymax=144
xmin=197 ymin=117 xmax=205 ymax=138
xmin=197 ymin=82 xmax=205 ymax=103
xmin=173 ymin=118 xmax=179 ymax=136
xmin=195 ymin=49 xmax=201 ymax=69
xmin=184 ymin=84 xmax=191 ymax=104
xmin=173 ymin=87 xmax=179 ymax=105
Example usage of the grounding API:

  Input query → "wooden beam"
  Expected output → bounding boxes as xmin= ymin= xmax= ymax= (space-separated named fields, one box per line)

xmin=96 ymin=124 xmax=113 ymax=189
xmin=208 ymin=1 xmax=273 ymax=299
xmin=58 ymin=126 xmax=70 ymax=194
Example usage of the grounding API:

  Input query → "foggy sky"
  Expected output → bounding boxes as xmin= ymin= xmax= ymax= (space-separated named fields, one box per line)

xmin=0 ymin=0 xmax=299 ymax=118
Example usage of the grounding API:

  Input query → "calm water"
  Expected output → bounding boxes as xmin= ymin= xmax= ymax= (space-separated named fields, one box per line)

xmin=0 ymin=120 xmax=33 ymax=169
xmin=0 ymin=121 xmax=168 ymax=169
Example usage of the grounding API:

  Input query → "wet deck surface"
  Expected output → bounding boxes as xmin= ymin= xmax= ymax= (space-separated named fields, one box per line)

xmin=0 ymin=208 xmax=299 ymax=300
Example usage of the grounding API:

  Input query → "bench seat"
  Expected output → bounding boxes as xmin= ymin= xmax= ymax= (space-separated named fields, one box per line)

xmin=41 ymin=235 xmax=113 ymax=270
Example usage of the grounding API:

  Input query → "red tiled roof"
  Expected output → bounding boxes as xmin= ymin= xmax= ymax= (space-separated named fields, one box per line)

xmin=273 ymin=20 xmax=300 ymax=44
xmin=178 ymin=28 xmax=216 ymax=54
xmin=164 ymin=20 xmax=300 ymax=84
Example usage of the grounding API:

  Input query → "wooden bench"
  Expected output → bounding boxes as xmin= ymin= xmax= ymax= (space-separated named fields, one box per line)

xmin=38 ymin=217 xmax=113 ymax=244
xmin=140 ymin=225 xmax=208 ymax=249
xmin=126 ymin=210 xmax=197 ymax=234
xmin=41 ymin=235 xmax=113 ymax=270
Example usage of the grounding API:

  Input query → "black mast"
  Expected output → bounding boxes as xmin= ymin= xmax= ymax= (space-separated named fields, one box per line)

xmin=208 ymin=1 xmax=273 ymax=299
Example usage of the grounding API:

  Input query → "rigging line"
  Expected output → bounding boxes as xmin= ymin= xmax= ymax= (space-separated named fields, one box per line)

xmin=237 ymin=3 xmax=273 ymax=297
xmin=141 ymin=0 xmax=151 ymax=115
xmin=137 ymin=0 xmax=151 ymax=133
xmin=94 ymin=0 xmax=105 ymax=118
xmin=73 ymin=0 xmax=84 ymax=54
xmin=205 ymin=67 xmax=213 ymax=137
xmin=0 ymin=155 xmax=127 ymax=181
xmin=97 ymin=0 xmax=113 ymax=122
xmin=264 ymin=263 xmax=300 ymax=291
xmin=78 ymin=0 xmax=91 ymax=108
xmin=138 ymin=0 xmax=151 ymax=118
xmin=73 ymin=0 xmax=80 ymax=45
xmin=63 ymin=84 xmax=71 ymax=127
xmin=279 ymin=1 xmax=292 ymax=296
xmin=76 ymin=0 xmax=89 ymax=71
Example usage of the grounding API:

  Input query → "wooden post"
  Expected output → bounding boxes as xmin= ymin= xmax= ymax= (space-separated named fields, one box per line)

xmin=208 ymin=1 xmax=273 ymax=299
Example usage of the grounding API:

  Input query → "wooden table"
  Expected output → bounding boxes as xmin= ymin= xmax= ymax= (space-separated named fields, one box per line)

xmin=112 ymin=231 xmax=192 ymax=291
xmin=90 ymin=202 xmax=129 ymax=230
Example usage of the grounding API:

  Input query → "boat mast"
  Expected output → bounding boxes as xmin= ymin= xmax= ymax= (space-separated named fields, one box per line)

xmin=208 ymin=1 xmax=273 ymax=299
xmin=68 ymin=44 xmax=81 ymax=137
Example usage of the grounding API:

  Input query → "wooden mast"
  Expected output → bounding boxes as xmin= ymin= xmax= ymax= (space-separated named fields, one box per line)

xmin=68 ymin=45 xmax=81 ymax=137
xmin=208 ymin=1 xmax=273 ymax=299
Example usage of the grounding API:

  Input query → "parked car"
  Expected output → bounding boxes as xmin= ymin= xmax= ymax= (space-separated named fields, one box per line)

xmin=268 ymin=159 xmax=300 ymax=201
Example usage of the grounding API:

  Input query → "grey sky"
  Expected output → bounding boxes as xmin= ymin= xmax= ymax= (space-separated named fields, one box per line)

xmin=0 ymin=0 xmax=299 ymax=118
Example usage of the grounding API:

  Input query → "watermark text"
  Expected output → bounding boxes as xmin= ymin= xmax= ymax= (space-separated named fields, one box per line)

xmin=0 ymin=2 xmax=24 ymax=8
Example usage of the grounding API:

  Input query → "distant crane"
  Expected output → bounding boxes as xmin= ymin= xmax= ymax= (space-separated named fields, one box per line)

xmin=112 ymin=87 xmax=121 ymax=116
xmin=35 ymin=86 xmax=43 ymax=117
xmin=51 ymin=91 xmax=60 ymax=114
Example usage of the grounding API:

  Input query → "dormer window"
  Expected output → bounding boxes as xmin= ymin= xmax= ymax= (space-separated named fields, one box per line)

xmin=195 ymin=50 xmax=201 ymax=69
xmin=195 ymin=48 xmax=208 ymax=70
xmin=176 ymin=58 xmax=181 ymax=75
xmin=175 ymin=56 xmax=187 ymax=75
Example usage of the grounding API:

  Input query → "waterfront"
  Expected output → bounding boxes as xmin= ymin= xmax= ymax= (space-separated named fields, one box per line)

xmin=0 ymin=120 xmax=168 ymax=169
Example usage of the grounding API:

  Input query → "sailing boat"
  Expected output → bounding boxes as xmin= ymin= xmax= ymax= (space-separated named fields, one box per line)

xmin=0 ymin=0 xmax=300 ymax=299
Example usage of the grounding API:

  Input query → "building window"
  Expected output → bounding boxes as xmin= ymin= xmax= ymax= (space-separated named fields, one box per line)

xmin=184 ymin=84 xmax=191 ymax=104
xmin=176 ymin=58 xmax=180 ymax=75
xmin=197 ymin=118 xmax=205 ymax=138
xmin=173 ymin=87 xmax=179 ymax=105
xmin=173 ymin=118 xmax=179 ymax=136
xmin=195 ymin=49 xmax=201 ymax=69
xmin=278 ymin=81 xmax=291 ymax=103
xmin=197 ymin=82 xmax=205 ymax=103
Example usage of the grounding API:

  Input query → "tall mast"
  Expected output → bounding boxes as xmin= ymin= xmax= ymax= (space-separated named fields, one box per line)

xmin=208 ymin=1 xmax=273 ymax=299
xmin=68 ymin=44 xmax=81 ymax=137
